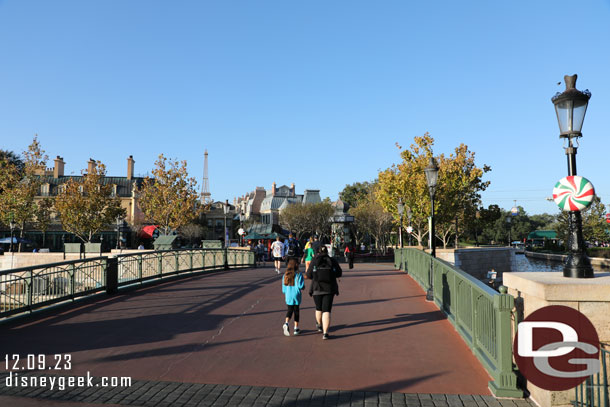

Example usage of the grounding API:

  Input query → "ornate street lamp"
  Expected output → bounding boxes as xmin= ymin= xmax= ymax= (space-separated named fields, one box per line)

xmin=223 ymin=200 xmax=230 ymax=248
xmin=406 ymin=205 xmax=412 ymax=246
xmin=424 ymin=157 xmax=439 ymax=301
xmin=397 ymin=199 xmax=404 ymax=248
xmin=239 ymin=212 xmax=245 ymax=247
xmin=552 ymin=74 xmax=593 ymax=278
xmin=223 ymin=200 xmax=230 ymax=269
xmin=115 ymin=216 xmax=122 ymax=250
xmin=9 ymin=215 xmax=16 ymax=253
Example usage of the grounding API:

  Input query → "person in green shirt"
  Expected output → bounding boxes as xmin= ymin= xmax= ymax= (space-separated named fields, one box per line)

xmin=301 ymin=236 xmax=316 ymax=273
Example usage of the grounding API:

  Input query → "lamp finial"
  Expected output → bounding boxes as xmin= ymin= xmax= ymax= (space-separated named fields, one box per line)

xmin=564 ymin=74 xmax=577 ymax=90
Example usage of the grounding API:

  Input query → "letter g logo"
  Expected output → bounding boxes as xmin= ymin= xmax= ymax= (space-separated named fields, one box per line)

xmin=513 ymin=306 xmax=600 ymax=391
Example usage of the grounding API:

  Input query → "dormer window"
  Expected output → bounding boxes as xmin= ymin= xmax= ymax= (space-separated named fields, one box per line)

xmin=40 ymin=183 xmax=50 ymax=196
xmin=111 ymin=184 xmax=118 ymax=197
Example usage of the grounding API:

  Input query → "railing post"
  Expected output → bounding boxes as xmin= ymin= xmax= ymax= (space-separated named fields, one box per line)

xmin=26 ymin=270 xmax=32 ymax=312
xmin=489 ymin=286 xmax=522 ymax=397
xmin=138 ymin=255 xmax=143 ymax=282
xmin=190 ymin=251 xmax=193 ymax=271
xmin=471 ymin=285 xmax=478 ymax=350
xmin=106 ymin=257 xmax=118 ymax=295
xmin=70 ymin=264 xmax=76 ymax=299
xmin=158 ymin=252 xmax=163 ymax=277
xmin=175 ymin=251 xmax=179 ymax=274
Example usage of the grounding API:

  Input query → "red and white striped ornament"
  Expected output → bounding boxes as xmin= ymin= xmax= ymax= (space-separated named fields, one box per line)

xmin=552 ymin=176 xmax=595 ymax=212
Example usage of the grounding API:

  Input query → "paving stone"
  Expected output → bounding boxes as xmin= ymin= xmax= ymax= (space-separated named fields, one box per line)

xmin=480 ymin=395 xmax=502 ymax=407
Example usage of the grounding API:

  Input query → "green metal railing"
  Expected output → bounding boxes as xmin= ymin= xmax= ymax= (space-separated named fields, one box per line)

xmin=395 ymin=247 xmax=522 ymax=398
xmin=573 ymin=346 xmax=610 ymax=407
xmin=1 ymin=248 xmax=255 ymax=320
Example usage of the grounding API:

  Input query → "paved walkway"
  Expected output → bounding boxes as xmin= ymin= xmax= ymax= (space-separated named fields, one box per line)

xmin=0 ymin=263 xmax=523 ymax=406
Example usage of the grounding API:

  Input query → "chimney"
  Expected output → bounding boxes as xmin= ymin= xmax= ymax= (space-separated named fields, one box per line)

xmin=87 ymin=158 xmax=96 ymax=174
xmin=53 ymin=156 xmax=65 ymax=178
xmin=127 ymin=155 xmax=135 ymax=180
xmin=290 ymin=183 xmax=295 ymax=196
xmin=272 ymin=182 xmax=277 ymax=196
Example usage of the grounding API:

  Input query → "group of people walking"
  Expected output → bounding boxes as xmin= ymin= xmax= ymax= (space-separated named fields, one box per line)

xmin=277 ymin=234 xmax=342 ymax=340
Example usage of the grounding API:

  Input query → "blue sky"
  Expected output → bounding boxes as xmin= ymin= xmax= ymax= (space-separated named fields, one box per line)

xmin=1 ymin=1 xmax=609 ymax=215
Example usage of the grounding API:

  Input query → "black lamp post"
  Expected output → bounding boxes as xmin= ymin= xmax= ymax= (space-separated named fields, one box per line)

xmin=223 ymin=200 xmax=230 ymax=269
xmin=239 ymin=212 xmax=245 ymax=247
xmin=397 ymin=199 xmax=404 ymax=248
xmin=506 ymin=216 xmax=512 ymax=246
xmin=116 ymin=216 xmax=122 ymax=250
xmin=424 ymin=157 xmax=439 ymax=301
xmin=406 ymin=206 xmax=412 ymax=246
xmin=223 ymin=200 xmax=230 ymax=248
xmin=551 ymin=74 xmax=594 ymax=278
xmin=9 ymin=216 xmax=16 ymax=253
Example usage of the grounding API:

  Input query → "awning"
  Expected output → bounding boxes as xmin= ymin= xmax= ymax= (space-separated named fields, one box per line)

xmin=140 ymin=225 xmax=159 ymax=239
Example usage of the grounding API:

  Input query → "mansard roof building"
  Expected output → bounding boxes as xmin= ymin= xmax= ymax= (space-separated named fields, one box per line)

xmin=235 ymin=182 xmax=321 ymax=228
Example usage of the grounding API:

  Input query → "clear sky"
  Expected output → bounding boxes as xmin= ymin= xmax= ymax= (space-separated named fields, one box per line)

xmin=1 ymin=1 xmax=609 ymax=216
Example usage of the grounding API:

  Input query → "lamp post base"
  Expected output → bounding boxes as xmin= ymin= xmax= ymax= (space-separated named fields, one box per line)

xmin=425 ymin=288 xmax=434 ymax=302
xmin=563 ymin=252 xmax=594 ymax=278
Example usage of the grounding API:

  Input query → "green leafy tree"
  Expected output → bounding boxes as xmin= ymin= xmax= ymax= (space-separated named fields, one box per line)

xmin=54 ymin=162 xmax=125 ymax=243
xmin=138 ymin=154 xmax=200 ymax=235
xmin=339 ymin=181 xmax=375 ymax=209
xmin=0 ymin=150 xmax=25 ymax=175
xmin=0 ymin=136 xmax=48 ymax=251
xmin=555 ymin=197 xmax=607 ymax=245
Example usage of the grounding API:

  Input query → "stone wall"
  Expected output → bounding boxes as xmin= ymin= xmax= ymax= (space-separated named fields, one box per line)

xmin=431 ymin=247 xmax=515 ymax=281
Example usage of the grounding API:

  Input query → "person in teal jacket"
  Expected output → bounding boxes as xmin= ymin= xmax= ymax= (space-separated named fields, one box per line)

xmin=282 ymin=258 xmax=305 ymax=336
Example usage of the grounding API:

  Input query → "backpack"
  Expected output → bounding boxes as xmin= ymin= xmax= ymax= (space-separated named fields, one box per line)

xmin=315 ymin=264 xmax=333 ymax=284
xmin=286 ymin=239 xmax=298 ymax=257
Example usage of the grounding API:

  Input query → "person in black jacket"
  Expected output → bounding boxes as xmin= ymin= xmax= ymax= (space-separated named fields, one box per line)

xmin=306 ymin=246 xmax=342 ymax=339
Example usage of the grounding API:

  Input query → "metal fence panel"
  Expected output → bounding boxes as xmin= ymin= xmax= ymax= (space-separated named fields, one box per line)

xmin=394 ymin=248 xmax=522 ymax=398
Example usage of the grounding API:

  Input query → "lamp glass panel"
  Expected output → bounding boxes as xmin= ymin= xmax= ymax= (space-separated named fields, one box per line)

xmin=424 ymin=167 xmax=438 ymax=188
xmin=572 ymin=102 xmax=588 ymax=133
xmin=554 ymin=99 xmax=573 ymax=134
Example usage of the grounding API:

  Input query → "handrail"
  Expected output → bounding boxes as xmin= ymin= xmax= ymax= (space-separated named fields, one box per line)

xmin=395 ymin=247 xmax=523 ymax=398
xmin=1 ymin=248 xmax=255 ymax=321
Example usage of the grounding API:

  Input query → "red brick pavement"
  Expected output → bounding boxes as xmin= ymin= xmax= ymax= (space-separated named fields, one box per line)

xmin=0 ymin=263 xmax=491 ymax=395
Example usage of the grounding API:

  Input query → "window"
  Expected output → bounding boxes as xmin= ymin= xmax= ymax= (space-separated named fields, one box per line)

xmin=40 ymin=184 xmax=50 ymax=196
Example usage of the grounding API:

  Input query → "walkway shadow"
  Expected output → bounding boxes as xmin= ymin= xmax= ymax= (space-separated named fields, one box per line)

xmin=331 ymin=311 xmax=446 ymax=338
xmin=0 ymin=270 xmax=281 ymax=357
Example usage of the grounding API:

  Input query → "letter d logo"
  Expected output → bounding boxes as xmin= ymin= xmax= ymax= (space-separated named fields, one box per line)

xmin=513 ymin=305 xmax=600 ymax=392
xmin=518 ymin=321 xmax=577 ymax=357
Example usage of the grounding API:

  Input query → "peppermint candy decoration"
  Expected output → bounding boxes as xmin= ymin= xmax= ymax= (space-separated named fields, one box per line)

xmin=553 ymin=176 xmax=595 ymax=212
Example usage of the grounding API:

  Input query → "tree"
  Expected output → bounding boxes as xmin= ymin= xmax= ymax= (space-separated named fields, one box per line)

xmin=555 ymin=197 xmax=607 ymax=245
xmin=36 ymin=197 xmax=54 ymax=248
xmin=279 ymin=201 xmax=334 ymax=240
xmin=179 ymin=223 xmax=206 ymax=247
xmin=54 ymin=161 xmax=125 ymax=243
xmin=0 ymin=136 xmax=48 ymax=251
xmin=0 ymin=150 xmax=25 ymax=174
xmin=351 ymin=195 xmax=394 ymax=253
xmin=138 ymin=154 xmax=200 ymax=235
xmin=279 ymin=203 xmax=309 ymax=239
xmin=309 ymin=201 xmax=334 ymax=240
xmin=376 ymin=133 xmax=490 ymax=248
xmin=339 ymin=181 xmax=375 ymax=209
